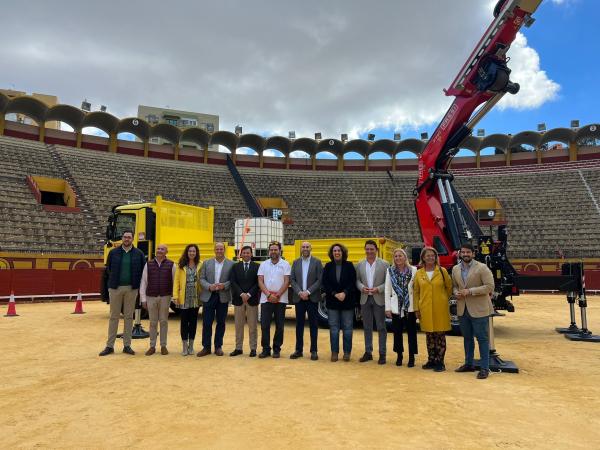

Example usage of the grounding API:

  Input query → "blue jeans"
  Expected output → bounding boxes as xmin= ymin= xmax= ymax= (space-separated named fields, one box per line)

xmin=328 ymin=309 xmax=353 ymax=354
xmin=459 ymin=308 xmax=490 ymax=370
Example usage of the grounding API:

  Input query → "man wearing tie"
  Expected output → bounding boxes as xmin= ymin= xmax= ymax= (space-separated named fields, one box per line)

xmin=356 ymin=239 xmax=390 ymax=364
xmin=197 ymin=242 xmax=234 ymax=357
xmin=229 ymin=245 xmax=260 ymax=357
xmin=290 ymin=241 xmax=323 ymax=361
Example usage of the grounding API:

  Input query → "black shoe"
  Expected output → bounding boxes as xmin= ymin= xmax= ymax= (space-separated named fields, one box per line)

xmin=433 ymin=363 xmax=446 ymax=372
xmin=249 ymin=350 xmax=257 ymax=357
xmin=229 ymin=349 xmax=243 ymax=357
xmin=455 ymin=364 xmax=476 ymax=373
xmin=477 ymin=369 xmax=490 ymax=379
xmin=99 ymin=346 xmax=114 ymax=357
xmin=258 ymin=351 xmax=271 ymax=359
xmin=122 ymin=346 xmax=135 ymax=355
xmin=272 ymin=351 xmax=281 ymax=359
xmin=310 ymin=351 xmax=318 ymax=361
xmin=378 ymin=354 xmax=386 ymax=365
xmin=408 ymin=354 xmax=415 ymax=367
xmin=290 ymin=351 xmax=303 ymax=359
xmin=422 ymin=361 xmax=435 ymax=370
xmin=396 ymin=355 xmax=403 ymax=366
xmin=359 ymin=352 xmax=373 ymax=363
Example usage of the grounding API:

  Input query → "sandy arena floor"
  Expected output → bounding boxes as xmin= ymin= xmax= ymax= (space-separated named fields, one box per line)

xmin=1 ymin=294 xmax=600 ymax=449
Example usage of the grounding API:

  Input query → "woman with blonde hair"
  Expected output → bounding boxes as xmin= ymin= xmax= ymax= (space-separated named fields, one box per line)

xmin=413 ymin=246 xmax=453 ymax=372
xmin=173 ymin=244 xmax=202 ymax=356
xmin=384 ymin=248 xmax=418 ymax=367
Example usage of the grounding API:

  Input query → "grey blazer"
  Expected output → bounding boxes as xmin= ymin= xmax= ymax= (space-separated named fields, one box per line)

xmin=356 ymin=258 xmax=390 ymax=306
xmin=290 ymin=256 xmax=323 ymax=303
xmin=199 ymin=258 xmax=234 ymax=303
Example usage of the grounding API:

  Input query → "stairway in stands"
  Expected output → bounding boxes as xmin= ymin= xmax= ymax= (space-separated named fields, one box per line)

xmin=225 ymin=155 xmax=264 ymax=217
xmin=46 ymin=144 xmax=106 ymax=250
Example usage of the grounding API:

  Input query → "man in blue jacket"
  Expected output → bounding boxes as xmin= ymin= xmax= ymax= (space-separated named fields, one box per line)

xmin=99 ymin=230 xmax=147 ymax=356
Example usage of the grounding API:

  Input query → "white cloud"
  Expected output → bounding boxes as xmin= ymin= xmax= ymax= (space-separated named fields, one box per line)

xmin=498 ymin=33 xmax=560 ymax=110
xmin=0 ymin=0 xmax=558 ymax=139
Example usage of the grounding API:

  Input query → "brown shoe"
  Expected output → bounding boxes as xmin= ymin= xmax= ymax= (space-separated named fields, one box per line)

xmin=145 ymin=347 xmax=156 ymax=356
xmin=343 ymin=353 xmax=351 ymax=362
xmin=477 ymin=369 xmax=490 ymax=379
xmin=455 ymin=364 xmax=476 ymax=373
xmin=161 ymin=346 xmax=169 ymax=355
xmin=331 ymin=352 xmax=339 ymax=362
xmin=197 ymin=348 xmax=211 ymax=357
xmin=215 ymin=348 xmax=224 ymax=356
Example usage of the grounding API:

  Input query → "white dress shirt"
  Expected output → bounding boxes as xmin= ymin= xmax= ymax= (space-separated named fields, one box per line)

xmin=365 ymin=259 xmax=377 ymax=289
xmin=214 ymin=258 xmax=225 ymax=284
xmin=301 ymin=257 xmax=311 ymax=292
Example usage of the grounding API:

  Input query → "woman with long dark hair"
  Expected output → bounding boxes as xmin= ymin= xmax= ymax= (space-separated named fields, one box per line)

xmin=322 ymin=243 xmax=356 ymax=362
xmin=173 ymin=244 xmax=202 ymax=356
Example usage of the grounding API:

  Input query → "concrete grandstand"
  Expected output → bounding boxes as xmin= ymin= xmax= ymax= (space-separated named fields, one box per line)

xmin=1 ymin=94 xmax=600 ymax=293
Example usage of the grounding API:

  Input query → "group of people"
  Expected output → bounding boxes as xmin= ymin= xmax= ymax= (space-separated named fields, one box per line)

xmin=99 ymin=231 xmax=495 ymax=379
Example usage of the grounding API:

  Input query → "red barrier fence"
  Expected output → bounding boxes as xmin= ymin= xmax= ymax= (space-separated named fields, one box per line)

xmin=1 ymin=268 xmax=600 ymax=298
xmin=0 ymin=269 xmax=103 ymax=297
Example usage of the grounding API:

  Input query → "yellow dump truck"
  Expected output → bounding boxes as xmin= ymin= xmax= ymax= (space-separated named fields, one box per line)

xmin=104 ymin=195 xmax=216 ymax=263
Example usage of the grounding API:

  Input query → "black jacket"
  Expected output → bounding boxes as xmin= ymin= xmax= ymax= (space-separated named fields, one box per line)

xmin=230 ymin=261 xmax=260 ymax=306
xmin=322 ymin=260 xmax=357 ymax=310
xmin=105 ymin=246 xmax=146 ymax=290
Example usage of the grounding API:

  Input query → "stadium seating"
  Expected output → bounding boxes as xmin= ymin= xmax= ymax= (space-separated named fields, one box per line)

xmin=2 ymin=134 xmax=600 ymax=259
xmin=54 ymin=144 xmax=249 ymax=245
xmin=0 ymin=136 xmax=98 ymax=253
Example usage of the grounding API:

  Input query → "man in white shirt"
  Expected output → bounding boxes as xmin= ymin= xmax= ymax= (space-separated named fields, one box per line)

xmin=257 ymin=241 xmax=291 ymax=359
xmin=197 ymin=242 xmax=234 ymax=357
xmin=356 ymin=239 xmax=390 ymax=364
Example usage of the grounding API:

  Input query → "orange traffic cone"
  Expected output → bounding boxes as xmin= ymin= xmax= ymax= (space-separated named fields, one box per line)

xmin=4 ymin=291 xmax=19 ymax=317
xmin=72 ymin=291 xmax=85 ymax=314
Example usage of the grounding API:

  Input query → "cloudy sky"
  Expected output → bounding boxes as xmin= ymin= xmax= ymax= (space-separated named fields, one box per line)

xmin=1 ymin=0 xmax=594 ymax=148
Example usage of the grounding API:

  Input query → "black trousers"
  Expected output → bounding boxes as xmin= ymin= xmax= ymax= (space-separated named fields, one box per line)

xmin=295 ymin=301 xmax=319 ymax=352
xmin=392 ymin=312 xmax=418 ymax=356
xmin=180 ymin=307 xmax=199 ymax=340
xmin=202 ymin=292 xmax=228 ymax=350
xmin=261 ymin=302 xmax=286 ymax=353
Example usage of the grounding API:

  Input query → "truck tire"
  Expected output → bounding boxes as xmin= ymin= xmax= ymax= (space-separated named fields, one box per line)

xmin=317 ymin=298 xmax=329 ymax=328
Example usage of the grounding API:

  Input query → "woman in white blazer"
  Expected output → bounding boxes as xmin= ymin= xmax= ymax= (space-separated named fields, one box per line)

xmin=385 ymin=248 xmax=418 ymax=367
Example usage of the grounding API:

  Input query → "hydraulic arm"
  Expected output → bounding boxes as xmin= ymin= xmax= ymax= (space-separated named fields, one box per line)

xmin=413 ymin=0 xmax=543 ymax=309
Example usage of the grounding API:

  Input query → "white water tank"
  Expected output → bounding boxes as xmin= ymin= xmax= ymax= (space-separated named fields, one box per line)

xmin=234 ymin=218 xmax=284 ymax=260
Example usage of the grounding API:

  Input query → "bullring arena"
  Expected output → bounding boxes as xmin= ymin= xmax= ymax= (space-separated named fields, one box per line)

xmin=2 ymin=296 xmax=600 ymax=448
xmin=3 ymin=0 xmax=600 ymax=448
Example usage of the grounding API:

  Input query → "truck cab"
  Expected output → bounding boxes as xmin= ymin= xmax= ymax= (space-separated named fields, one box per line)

xmin=104 ymin=195 xmax=215 ymax=264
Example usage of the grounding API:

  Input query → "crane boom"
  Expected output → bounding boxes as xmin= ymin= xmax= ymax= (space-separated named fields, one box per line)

xmin=414 ymin=0 xmax=542 ymax=269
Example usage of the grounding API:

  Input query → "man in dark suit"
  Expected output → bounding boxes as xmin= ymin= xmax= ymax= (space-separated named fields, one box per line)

xmin=229 ymin=245 xmax=260 ymax=357
xmin=290 ymin=241 xmax=323 ymax=360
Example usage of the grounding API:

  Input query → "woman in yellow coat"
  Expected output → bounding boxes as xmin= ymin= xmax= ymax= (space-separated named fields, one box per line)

xmin=173 ymin=244 xmax=202 ymax=356
xmin=413 ymin=247 xmax=453 ymax=372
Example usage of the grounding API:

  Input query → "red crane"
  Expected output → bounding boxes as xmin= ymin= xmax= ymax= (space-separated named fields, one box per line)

xmin=414 ymin=0 xmax=542 ymax=312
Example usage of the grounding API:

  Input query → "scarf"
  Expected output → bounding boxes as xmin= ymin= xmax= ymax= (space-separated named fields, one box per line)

xmin=389 ymin=266 xmax=411 ymax=313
